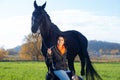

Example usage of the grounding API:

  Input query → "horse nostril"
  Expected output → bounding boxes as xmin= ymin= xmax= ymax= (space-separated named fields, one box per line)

xmin=32 ymin=33 xmax=36 ymax=36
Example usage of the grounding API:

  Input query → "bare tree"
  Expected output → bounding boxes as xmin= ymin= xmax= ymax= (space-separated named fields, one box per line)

xmin=19 ymin=33 xmax=43 ymax=61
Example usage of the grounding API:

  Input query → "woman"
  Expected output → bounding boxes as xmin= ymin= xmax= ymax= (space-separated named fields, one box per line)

xmin=47 ymin=35 xmax=70 ymax=80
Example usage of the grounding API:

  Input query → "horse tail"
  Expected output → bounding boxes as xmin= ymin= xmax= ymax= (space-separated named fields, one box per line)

xmin=71 ymin=30 xmax=102 ymax=80
xmin=86 ymin=53 xmax=102 ymax=80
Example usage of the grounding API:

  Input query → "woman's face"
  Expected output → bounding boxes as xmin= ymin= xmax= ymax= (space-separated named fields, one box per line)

xmin=57 ymin=36 xmax=65 ymax=46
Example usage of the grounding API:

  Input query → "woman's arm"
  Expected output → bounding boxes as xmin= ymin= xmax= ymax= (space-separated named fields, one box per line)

xmin=47 ymin=48 xmax=52 ymax=55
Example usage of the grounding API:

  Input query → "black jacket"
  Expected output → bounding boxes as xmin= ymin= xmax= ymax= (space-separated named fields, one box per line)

xmin=47 ymin=45 xmax=68 ymax=71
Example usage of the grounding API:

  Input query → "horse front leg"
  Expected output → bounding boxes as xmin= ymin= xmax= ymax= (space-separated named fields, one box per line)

xmin=41 ymin=44 xmax=49 ymax=71
xmin=45 ymin=57 xmax=50 ymax=71
xmin=41 ymin=47 xmax=54 ymax=80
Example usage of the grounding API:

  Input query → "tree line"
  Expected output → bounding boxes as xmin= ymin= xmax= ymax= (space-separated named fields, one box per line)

xmin=0 ymin=34 xmax=120 ymax=61
xmin=0 ymin=33 xmax=43 ymax=61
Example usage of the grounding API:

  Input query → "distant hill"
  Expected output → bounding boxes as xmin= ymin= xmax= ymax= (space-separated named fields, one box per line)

xmin=88 ymin=40 xmax=120 ymax=55
xmin=13 ymin=46 xmax=21 ymax=52
xmin=7 ymin=45 xmax=21 ymax=55
xmin=88 ymin=40 xmax=120 ymax=50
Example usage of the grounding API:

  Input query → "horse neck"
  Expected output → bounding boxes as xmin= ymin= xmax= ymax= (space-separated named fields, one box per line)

xmin=41 ymin=23 xmax=62 ymax=48
xmin=40 ymin=12 xmax=61 ymax=47
xmin=40 ymin=12 xmax=61 ymax=39
xmin=40 ymin=13 xmax=51 ymax=38
xmin=51 ymin=23 xmax=61 ymax=34
xmin=41 ymin=23 xmax=61 ymax=40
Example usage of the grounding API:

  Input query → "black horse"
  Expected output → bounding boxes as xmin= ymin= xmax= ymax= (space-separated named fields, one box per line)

xmin=31 ymin=1 xmax=102 ymax=80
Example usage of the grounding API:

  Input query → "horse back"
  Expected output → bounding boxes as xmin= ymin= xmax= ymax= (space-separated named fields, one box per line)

xmin=62 ymin=30 xmax=88 ymax=53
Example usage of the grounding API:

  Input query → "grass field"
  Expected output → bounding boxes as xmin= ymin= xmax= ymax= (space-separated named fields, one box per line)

xmin=0 ymin=62 xmax=120 ymax=80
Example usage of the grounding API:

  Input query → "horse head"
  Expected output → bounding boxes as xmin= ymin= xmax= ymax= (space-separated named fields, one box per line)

xmin=31 ymin=1 xmax=47 ymax=34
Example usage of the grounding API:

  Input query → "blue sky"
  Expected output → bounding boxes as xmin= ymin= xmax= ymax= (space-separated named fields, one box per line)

xmin=0 ymin=0 xmax=120 ymax=49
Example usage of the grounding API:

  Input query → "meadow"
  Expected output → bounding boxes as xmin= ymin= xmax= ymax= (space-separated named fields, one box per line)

xmin=0 ymin=61 xmax=120 ymax=80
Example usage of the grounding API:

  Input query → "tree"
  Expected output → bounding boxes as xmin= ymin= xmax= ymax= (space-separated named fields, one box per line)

xmin=0 ymin=47 xmax=8 ymax=60
xmin=110 ymin=49 xmax=119 ymax=55
xmin=19 ymin=33 xmax=43 ymax=60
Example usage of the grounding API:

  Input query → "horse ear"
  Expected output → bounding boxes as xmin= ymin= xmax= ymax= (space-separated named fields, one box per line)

xmin=42 ymin=2 xmax=47 ymax=9
xmin=34 ymin=0 xmax=38 ymax=9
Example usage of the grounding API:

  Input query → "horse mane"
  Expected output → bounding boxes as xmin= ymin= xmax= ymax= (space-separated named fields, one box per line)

xmin=43 ymin=11 xmax=51 ymax=27
xmin=43 ymin=10 xmax=61 ymax=35
xmin=51 ymin=23 xmax=61 ymax=33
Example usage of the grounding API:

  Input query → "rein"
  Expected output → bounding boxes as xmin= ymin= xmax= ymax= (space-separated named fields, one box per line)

xmin=41 ymin=36 xmax=48 ymax=49
xmin=38 ymin=33 xmax=48 ymax=49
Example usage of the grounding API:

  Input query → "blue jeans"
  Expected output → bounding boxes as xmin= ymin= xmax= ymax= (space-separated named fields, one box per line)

xmin=54 ymin=70 xmax=70 ymax=80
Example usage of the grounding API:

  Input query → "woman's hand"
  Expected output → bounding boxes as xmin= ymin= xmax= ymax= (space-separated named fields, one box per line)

xmin=47 ymin=48 xmax=52 ymax=55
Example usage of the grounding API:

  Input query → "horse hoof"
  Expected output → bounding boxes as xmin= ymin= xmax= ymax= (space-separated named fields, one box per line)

xmin=72 ymin=75 xmax=83 ymax=80
xmin=78 ymin=76 xmax=84 ymax=80
xmin=79 ymin=78 xmax=83 ymax=80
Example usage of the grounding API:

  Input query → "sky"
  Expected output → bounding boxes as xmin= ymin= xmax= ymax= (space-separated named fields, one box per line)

xmin=0 ymin=0 xmax=120 ymax=49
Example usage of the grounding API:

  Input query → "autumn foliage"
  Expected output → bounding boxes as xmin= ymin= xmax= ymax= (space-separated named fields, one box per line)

xmin=19 ymin=34 xmax=43 ymax=60
xmin=0 ymin=47 xmax=8 ymax=60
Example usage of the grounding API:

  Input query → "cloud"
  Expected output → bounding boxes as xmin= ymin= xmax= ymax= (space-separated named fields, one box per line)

xmin=0 ymin=15 xmax=31 ymax=49
xmin=0 ymin=9 xmax=120 ymax=49
xmin=49 ymin=9 xmax=120 ymax=43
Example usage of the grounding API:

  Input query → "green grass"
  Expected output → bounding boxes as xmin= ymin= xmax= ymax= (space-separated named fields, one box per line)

xmin=0 ymin=62 xmax=47 ymax=80
xmin=0 ymin=62 xmax=120 ymax=80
